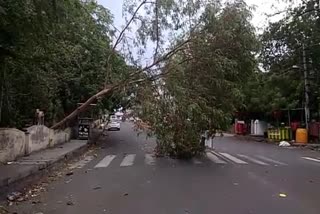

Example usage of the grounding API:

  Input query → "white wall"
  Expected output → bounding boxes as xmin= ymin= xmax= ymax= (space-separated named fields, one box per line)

xmin=0 ymin=128 xmax=26 ymax=163
xmin=0 ymin=126 xmax=71 ymax=163
xmin=51 ymin=128 xmax=71 ymax=146
xmin=27 ymin=125 xmax=50 ymax=153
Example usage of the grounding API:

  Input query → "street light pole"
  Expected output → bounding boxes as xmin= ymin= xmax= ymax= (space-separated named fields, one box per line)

xmin=302 ymin=44 xmax=310 ymax=130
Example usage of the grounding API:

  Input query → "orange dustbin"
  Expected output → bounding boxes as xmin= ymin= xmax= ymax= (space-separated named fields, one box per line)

xmin=296 ymin=128 xmax=308 ymax=144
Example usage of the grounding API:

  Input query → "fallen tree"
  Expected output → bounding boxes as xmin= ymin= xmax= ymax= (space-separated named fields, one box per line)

xmin=51 ymin=0 xmax=258 ymax=159
xmin=51 ymin=0 xmax=198 ymax=129
xmin=132 ymin=1 xmax=259 ymax=158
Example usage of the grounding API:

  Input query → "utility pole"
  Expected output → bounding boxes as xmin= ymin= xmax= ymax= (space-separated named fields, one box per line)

xmin=302 ymin=44 xmax=310 ymax=130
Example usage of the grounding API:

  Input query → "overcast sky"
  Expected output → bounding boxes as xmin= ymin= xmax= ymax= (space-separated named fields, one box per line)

xmin=96 ymin=0 xmax=298 ymax=63
xmin=97 ymin=0 xmax=296 ymax=31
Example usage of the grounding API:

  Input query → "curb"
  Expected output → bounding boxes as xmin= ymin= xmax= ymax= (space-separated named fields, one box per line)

xmin=234 ymin=134 xmax=270 ymax=143
xmin=0 ymin=142 xmax=89 ymax=200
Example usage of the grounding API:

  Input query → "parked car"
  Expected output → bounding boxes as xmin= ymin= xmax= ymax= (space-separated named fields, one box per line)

xmin=107 ymin=121 xmax=121 ymax=131
xmin=110 ymin=115 xmax=117 ymax=121
xmin=115 ymin=111 xmax=124 ymax=121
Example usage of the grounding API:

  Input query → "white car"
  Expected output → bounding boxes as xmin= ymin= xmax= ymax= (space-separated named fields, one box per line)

xmin=107 ymin=121 xmax=121 ymax=131
xmin=110 ymin=115 xmax=117 ymax=121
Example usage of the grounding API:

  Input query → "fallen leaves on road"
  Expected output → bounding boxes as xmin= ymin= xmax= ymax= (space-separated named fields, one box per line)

xmin=6 ymin=184 xmax=48 ymax=205
xmin=93 ymin=186 xmax=102 ymax=190
xmin=66 ymin=171 xmax=74 ymax=176
xmin=32 ymin=200 xmax=42 ymax=204
xmin=0 ymin=206 xmax=9 ymax=214
xmin=7 ymin=192 xmax=23 ymax=202
xmin=28 ymin=185 xmax=47 ymax=198
xmin=1 ymin=143 xmax=102 ymax=210
xmin=66 ymin=201 xmax=74 ymax=206
xmin=279 ymin=193 xmax=287 ymax=198
xmin=65 ymin=179 xmax=72 ymax=184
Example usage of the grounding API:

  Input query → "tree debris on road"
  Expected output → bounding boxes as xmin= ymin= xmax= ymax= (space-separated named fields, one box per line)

xmin=67 ymin=201 xmax=74 ymax=206
xmin=7 ymin=192 xmax=22 ymax=202
xmin=66 ymin=171 xmax=74 ymax=176
xmin=93 ymin=186 xmax=102 ymax=190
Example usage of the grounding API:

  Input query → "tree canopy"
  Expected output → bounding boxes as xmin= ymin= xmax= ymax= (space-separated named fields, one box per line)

xmin=0 ymin=0 xmax=129 ymax=128
xmin=134 ymin=1 xmax=258 ymax=158
xmin=252 ymin=0 xmax=320 ymax=120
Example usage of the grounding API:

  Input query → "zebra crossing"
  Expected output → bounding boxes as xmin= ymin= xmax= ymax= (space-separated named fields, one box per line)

xmin=68 ymin=151 xmax=320 ymax=172
xmin=301 ymin=156 xmax=320 ymax=163
xmin=94 ymin=155 xmax=116 ymax=168
xmin=75 ymin=152 xmax=289 ymax=170
xmin=120 ymin=154 xmax=136 ymax=167
xmin=219 ymin=153 xmax=248 ymax=164
xmin=207 ymin=151 xmax=288 ymax=166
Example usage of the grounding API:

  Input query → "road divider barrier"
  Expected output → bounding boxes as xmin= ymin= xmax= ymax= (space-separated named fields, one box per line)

xmin=267 ymin=127 xmax=292 ymax=141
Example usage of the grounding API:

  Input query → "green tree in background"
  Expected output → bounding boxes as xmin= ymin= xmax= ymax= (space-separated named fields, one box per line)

xmin=256 ymin=0 xmax=320 ymax=119
xmin=0 ymin=0 xmax=129 ymax=128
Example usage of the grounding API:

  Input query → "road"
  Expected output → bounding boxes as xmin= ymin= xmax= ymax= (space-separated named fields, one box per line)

xmin=5 ymin=122 xmax=320 ymax=214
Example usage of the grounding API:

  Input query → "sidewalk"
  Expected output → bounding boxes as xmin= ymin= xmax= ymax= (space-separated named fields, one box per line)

xmin=0 ymin=140 xmax=88 ymax=194
xmin=234 ymin=134 xmax=268 ymax=143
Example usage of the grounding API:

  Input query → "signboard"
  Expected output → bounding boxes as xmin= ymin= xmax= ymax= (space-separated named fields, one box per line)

xmin=78 ymin=124 xmax=90 ymax=139
xmin=79 ymin=118 xmax=91 ymax=124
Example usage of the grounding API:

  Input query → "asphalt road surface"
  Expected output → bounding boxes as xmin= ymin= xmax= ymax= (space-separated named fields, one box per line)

xmin=5 ymin=122 xmax=320 ymax=214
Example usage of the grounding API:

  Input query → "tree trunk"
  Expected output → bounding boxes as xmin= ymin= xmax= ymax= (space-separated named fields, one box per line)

xmin=51 ymin=87 xmax=112 ymax=129
xmin=0 ymin=69 xmax=4 ymax=124
xmin=0 ymin=58 xmax=6 ymax=125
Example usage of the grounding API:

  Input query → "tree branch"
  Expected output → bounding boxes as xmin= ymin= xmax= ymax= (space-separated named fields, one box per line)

xmin=127 ymin=39 xmax=191 ymax=80
xmin=154 ymin=0 xmax=160 ymax=60
xmin=127 ymin=56 xmax=193 ymax=86
xmin=105 ymin=0 xmax=153 ymax=88
xmin=50 ymin=87 xmax=115 ymax=129
xmin=52 ymin=38 xmax=191 ymax=129
xmin=112 ymin=0 xmax=150 ymax=51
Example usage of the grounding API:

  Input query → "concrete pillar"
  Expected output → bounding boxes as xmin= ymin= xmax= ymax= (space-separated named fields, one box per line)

xmin=24 ymin=131 xmax=30 ymax=155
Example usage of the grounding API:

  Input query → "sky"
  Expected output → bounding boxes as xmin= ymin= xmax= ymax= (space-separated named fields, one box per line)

xmin=96 ymin=0 xmax=298 ymax=64
xmin=97 ymin=0 xmax=296 ymax=31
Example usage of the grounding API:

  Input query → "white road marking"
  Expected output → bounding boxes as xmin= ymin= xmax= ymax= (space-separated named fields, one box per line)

xmin=302 ymin=157 xmax=320 ymax=163
xmin=206 ymin=152 xmax=227 ymax=164
xmin=120 ymin=154 xmax=136 ymax=167
xmin=192 ymin=158 xmax=203 ymax=164
xmin=94 ymin=155 xmax=116 ymax=168
xmin=237 ymin=154 xmax=269 ymax=165
xmin=145 ymin=154 xmax=156 ymax=165
xmin=219 ymin=153 xmax=248 ymax=164
xmin=70 ymin=156 xmax=94 ymax=169
xmin=256 ymin=155 xmax=287 ymax=166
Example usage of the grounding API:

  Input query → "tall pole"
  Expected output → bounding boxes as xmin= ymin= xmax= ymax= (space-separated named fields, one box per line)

xmin=302 ymin=44 xmax=310 ymax=130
